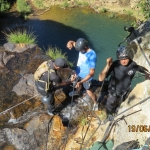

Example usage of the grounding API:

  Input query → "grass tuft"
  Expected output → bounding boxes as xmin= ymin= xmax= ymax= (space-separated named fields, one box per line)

xmin=46 ymin=46 xmax=73 ymax=67
xmin=4 ymin=29 xmax=37 ymax=44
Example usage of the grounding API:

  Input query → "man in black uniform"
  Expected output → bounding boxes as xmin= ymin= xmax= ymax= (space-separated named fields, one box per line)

xmin=99 ymin=46 xmax=150 ymax=114
xmin=35 ymin=58 xmax=75 ymax=115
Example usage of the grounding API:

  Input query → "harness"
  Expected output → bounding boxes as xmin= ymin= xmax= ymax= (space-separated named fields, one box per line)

xmin=108 ymin=86 xmax=131 ymax=102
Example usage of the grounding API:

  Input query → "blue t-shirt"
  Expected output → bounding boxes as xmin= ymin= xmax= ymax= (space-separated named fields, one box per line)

xmin=76 ymin=49 xmax=97 ymax=79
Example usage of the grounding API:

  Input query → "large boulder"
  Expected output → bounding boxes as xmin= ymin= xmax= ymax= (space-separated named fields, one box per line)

xmin=128 ymin=19 xmax=150 ymax=71
xmin=0 ymin=43 xmax=47 ymax=123
xmin=112 ymin=80 xmax=150 ymax=149
xmin=0 ymin=114 xmax=66 ymax=150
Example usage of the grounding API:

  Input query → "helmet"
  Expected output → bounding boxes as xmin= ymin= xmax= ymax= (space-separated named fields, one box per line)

xmin=75 ymin=38 xmax=88 ymax=51
xmin=41 ymin=94 xmax=53 ymax=105
xmin=54 ymin=58 xmax=68 ymax=68
xmin=116 ymin=46 xmax=129 ymax=60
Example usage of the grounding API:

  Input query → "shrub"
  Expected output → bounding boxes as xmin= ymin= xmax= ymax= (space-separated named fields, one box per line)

xmin=32 ymin=0 xmax=46 ymax=9
xmin=81 ymin=1 xmax=89 ymax=7
xmin=99 ymin=7 xmax=108 ymax=13
xmin=0 ymin=0 xmax=10 ymax=13
xmin=46 ymin=47 xmax=73 ymax=67
xmin=108 ymin=12 xmax=117 ymax=19
xmin=126 ymin=11 xmax=133 ymax=17
xmin=4 ymin=29 xmax=37 ymax=44
xmin=16 ymin=0 xmax=31 ymax=14
xmin=138 ymin=0 xmax=150 ymax=19
xmin=60 ymin=1 xmax=69 ymax=8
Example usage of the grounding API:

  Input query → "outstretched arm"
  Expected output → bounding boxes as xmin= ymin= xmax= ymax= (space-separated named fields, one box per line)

xmin=57 ymin=74 xmax=76 ymax=87
xmin=137 ymin=65 xmax=150 ymax=79
xmin=99 ymin=57 xmax=113 ymax=82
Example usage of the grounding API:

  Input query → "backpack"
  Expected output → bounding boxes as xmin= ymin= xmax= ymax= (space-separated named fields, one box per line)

xmin=34 ymin=60 xmax=55 ymax=92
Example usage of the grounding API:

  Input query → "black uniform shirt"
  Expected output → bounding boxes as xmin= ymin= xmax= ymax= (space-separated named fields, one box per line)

xmin=107 ymin=59 xmax=147 ymax=93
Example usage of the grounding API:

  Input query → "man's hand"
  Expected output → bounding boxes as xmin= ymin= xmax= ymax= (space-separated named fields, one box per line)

xmin=70 ymin=74 xmax=77 ymax=82
xmin=75 ymin=81 xmax=82 ymax=88
xmin=106 ymin=57 xmax=113 ymax=67
xmin=66 ymin=41 xmax=75 ymax=50
xmin=145 ymin=73 xmax=150 ymax=80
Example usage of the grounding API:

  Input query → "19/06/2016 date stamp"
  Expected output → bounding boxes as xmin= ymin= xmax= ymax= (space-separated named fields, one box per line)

xmin=128 ymin=125 xmax=150 ymax=132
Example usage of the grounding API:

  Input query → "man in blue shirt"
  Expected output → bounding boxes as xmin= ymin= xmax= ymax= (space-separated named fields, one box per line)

xmin=67 ymin=38 xmax=98 ymax=110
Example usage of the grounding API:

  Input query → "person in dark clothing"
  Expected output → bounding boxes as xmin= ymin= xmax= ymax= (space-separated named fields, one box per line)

xmin=35 ymin=57 xmax=75 ymax=116
xmin=99 ymin=46 xmax=150 ymax=114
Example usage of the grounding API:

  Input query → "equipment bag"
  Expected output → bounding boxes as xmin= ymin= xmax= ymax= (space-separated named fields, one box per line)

xmin=34 ymin=60 xmax=55 ymax=92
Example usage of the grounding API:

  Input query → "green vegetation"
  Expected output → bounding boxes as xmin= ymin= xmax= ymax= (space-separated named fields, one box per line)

xmin=46 ymin=47 xmax=73 ymax=67
xmin=81 ymin=1 xmax=89 ymax=7
xmin=138 ymin=0 xmax=150 ymax=19
xmin=80 ymin=117 xmax=88 ymax=126
xmin=99 ymin=7 xmax=108 ymax=13
xmin=0 ymin=0 xmax=10 ymax=13
xmin=32 ymin=0 xmax=47 ymax=9
xmin=108 ymin=12 xmax=118 ymax=19
xmin=4 ymin=29 xmax=37 ymax=44
xmin=60 ymin=0 xmax=69 ymax=8
xmin=118 ymin=0 xmax=130 ymax=6
xmin=125 ymin=10 xmax=133 ymax=17
xmin=131 ymin=21 xmax=138 ymax=28
xmin=16 ymin=0 xmax=31 ymax=17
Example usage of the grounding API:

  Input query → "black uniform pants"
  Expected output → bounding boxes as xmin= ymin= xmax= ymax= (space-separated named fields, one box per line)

xmin=35 ymin=81 xmax=55 ymax=112
xmin=106 ymin=94 xmax=121 ymax=113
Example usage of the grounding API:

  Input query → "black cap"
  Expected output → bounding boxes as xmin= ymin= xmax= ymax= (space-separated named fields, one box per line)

xmin=54 ymin=58 xmax=68 ymax=68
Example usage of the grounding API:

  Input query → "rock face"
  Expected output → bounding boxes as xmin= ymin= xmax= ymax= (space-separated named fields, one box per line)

xmin=128 ymin=19 xmax=150 ymax=71
xmin=0 ymin=43 xmax=69 ymax=149
xmin=0 ymin=114 xmax=65 ymax=150
xmin=112 ymin=80 xmax=150 ymax=149
xmin=0 ymin=43 xmax=47 ymax=123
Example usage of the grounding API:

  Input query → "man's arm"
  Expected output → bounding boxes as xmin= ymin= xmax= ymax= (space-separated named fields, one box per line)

xmin=136 ymin=65 xmax=150 ymax=79
xmin=76 ymin=68 xmax=95 ymax=88
xmin=99 ymin=57 xmax=113 ymax=82
xmin=57 ymin=74 xmax=76 ymax=86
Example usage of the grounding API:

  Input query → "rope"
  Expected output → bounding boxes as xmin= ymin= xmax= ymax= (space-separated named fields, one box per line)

xmin=80 ymin=111 xmax=93 ymax=150
xmin=97 ymin=65 xmax=109 ymax=103
xmin=0 ymin=94 xmax=39 ymax=116
xmin=116 ymin=96 xmax=150 ymax=118
xmin=99 ymin=109 xmax=141 ymax=147
xmin=78 ymin=97 xmax=102 ymax=150
xmin=46 ymin=116 xmax=54 ymax=150
xmin=63 ymin=79 xmax=77 ymax=150
xmin=82 ymin=95 xmax=149 ymax=149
